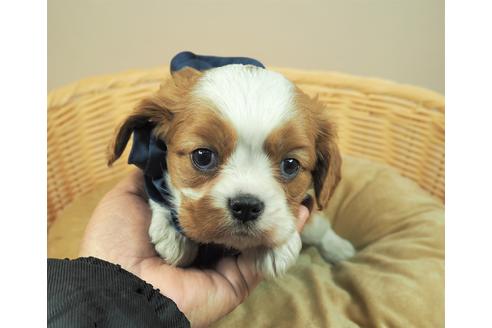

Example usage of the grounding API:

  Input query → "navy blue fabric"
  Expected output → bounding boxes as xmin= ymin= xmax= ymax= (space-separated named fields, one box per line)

xmin=128 ymin=123 xmax=181 ymax=232
xmin=170 ymin=51 xmax=265 ymax=73
xmin=127 ymin=52 xmax=265 ymax=235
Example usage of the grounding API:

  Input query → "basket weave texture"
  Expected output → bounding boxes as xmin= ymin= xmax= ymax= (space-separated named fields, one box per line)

xmin=47 ymin=67 xmax=444 ymax=227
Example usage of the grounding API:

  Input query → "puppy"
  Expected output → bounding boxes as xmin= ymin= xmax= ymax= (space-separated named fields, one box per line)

xmin=108 ymin=65 xmax=355 ymax=278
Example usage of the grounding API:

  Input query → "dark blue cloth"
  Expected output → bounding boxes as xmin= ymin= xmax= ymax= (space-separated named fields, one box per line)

xmin=128 ymin=123 xmax=181 ymax=231
xmin=128 ymin=52 xmax=265 ymax=235
xmin=170 ymin=51 xmax=265 ymax=73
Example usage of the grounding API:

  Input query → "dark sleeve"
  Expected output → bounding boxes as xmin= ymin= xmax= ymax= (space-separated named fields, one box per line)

xmin=48 ymin=257 xmax=190 ymax=328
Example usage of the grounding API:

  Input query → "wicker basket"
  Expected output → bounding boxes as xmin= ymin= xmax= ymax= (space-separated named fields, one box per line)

xmin=47 ymin=67 xmax=444 ymax=228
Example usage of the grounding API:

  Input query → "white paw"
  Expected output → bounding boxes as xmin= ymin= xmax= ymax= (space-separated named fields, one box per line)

xmin=152 ymin=230 xmax=198 ymax=266
xmin=148 ymin=200 xmax=198 ymax=266
xmin=249 ymin=232 xmax=302 ymax=279
xmin=300 ymin=213 xmax=355 ymax=265
xmin=318 ymin=234 xmax=355 ymax=264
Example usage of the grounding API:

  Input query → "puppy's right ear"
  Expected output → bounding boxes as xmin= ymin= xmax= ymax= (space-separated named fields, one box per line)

xmin=107 ymin=99 xmax=172 ymax=166
xmin=107 ymin=67 xmax=202 ymax=166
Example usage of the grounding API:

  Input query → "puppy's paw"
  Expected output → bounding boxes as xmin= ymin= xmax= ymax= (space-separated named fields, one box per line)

xmin=152 ymin=230 xmax=198 ymax=266
xmin=318 ymin=233 xmax=355 ymax=264
xmin=148 ymin=202 xmax=198 ymax=266
xmin=250 ymin=232 xmax=302 ymax=279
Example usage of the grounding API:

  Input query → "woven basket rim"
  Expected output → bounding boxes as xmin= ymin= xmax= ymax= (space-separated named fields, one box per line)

xmin=47 ymin=66 xmax=445 ymax=226
xmin=48 ymin=66 xmax=444 ymax=113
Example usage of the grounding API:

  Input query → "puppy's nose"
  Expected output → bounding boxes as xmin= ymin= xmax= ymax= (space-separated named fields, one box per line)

xmin=228 ymin=194 xmax=264 ymax=222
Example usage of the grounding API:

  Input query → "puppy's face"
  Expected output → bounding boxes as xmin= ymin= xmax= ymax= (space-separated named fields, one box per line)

xmin=109 ymin=65 xmax=341 ymax=250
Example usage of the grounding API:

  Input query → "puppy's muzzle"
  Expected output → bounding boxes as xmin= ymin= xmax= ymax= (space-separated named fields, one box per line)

xmin=228 ymin=194 xmax=264 ymax=222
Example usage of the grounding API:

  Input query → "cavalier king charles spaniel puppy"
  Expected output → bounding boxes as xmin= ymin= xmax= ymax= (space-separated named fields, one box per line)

xmin=108 ymin=63 xmax=355 ymax=278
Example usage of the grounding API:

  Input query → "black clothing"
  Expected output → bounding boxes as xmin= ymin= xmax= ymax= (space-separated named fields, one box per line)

xmin=48 ymin=257 xmax=190 ymax=327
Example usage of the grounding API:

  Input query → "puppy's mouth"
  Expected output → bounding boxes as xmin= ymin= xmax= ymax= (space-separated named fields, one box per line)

xmin=216 ymin=196 xmax=313 ymax=249
xmin=216 ymin=222 xmax=272 ymax=249
xmin=230 ymin=222 xmax=259 ymax=236
xmin=230 ymin=222 xmax=263 ymax=239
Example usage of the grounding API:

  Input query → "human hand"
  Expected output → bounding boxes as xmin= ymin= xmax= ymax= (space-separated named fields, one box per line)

xmin=79 ymin=170 xmax=310 ymax=327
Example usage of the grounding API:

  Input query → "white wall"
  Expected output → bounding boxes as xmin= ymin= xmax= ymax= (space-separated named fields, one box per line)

xmin=48 ymin=0 xmax=444 ymax=93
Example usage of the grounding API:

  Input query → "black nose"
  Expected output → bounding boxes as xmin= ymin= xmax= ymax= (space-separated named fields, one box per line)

xmin=228 ymin=194 xmax=264 ymax=222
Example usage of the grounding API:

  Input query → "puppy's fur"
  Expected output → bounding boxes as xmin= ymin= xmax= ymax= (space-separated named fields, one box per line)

xmin=109 ymin=65 xmax=355 ymax=278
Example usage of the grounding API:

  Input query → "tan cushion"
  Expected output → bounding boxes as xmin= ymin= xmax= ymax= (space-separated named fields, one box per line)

xmin=48 ymin=156 xmax=444 ymax=327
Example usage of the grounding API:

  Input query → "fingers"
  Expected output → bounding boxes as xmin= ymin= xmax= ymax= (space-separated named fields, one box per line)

xmin=296 ymin=205 xmax=310 ymax=232
xmin=236 ymin=254 xmax=262 ymax=297
xmin=214 ymin=257 xmax=256 ymax=303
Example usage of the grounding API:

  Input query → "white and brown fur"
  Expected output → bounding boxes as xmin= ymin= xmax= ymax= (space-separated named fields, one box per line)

xmin=108 ymin=65 xmax=355 ymax=278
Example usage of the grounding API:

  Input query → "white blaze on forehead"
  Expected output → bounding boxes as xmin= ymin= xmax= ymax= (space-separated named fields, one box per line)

xmin=214 ymin=145 xmax=282 ymax=200
xmin=192 ymin=64 xmax=296 ymax=147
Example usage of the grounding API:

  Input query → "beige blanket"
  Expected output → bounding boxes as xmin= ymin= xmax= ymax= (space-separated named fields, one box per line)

xmin=48 ymin=156 xmax=444 ymax=327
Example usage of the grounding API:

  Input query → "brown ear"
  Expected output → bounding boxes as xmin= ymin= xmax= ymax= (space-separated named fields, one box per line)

xmin=107 ymin=99 xmax=173 ymax=166
xmin=312 ymin=114 xmax=342 ymax=210
xmin=107 ymin=68 xmax=203 ymax=166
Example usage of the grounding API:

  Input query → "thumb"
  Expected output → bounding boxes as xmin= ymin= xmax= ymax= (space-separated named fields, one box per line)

xmin=296 ymin=205 xmax=310 ymax=232
xmin=234 ymin=252 xmax=262 ymax=299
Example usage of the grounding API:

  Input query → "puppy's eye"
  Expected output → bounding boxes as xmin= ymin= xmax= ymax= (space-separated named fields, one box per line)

xmin=280 ymin=158 xmax=300 ymax=180
xmin=191 ymin=148 xmax=218 ymax=171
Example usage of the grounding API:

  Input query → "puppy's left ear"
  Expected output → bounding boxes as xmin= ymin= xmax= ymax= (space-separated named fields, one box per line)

xmin=312 ymin=110 xmax=342 ymax=210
